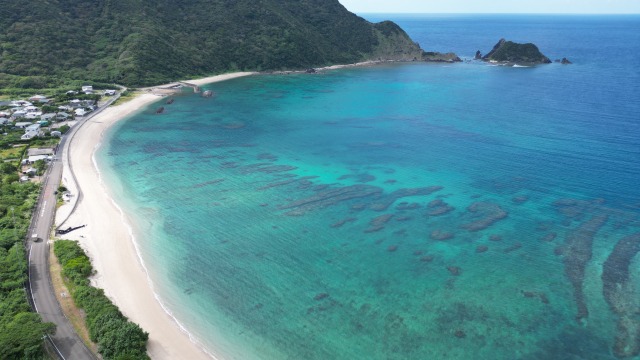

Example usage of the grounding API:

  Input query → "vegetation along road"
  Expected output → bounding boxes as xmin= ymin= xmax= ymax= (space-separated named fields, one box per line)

xmin=26 ymin=91 xmax=122 ymax=359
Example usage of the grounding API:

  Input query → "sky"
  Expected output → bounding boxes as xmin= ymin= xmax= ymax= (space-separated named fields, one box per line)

xmin=338 ymin=0 xmax=640 ymax=14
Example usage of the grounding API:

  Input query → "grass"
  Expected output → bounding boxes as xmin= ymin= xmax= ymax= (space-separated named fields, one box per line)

xmin=110 ymin=90 xmax=139 ymax=106
xmin=49 ymin=240 xmax=99 ymax=355
xmin=0 ymin=144 xmax=27 ymax=161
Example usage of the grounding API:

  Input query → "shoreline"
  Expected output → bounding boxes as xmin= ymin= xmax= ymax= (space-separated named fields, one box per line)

xmin=55 ymin=72 xmax=255 ymax=359
xmin=53 ymin=62 xmax=394 ymax=359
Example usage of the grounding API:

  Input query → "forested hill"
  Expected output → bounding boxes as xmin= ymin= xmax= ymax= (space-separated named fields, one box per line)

xmin=0 ymin=0 xmax=441 ymax=87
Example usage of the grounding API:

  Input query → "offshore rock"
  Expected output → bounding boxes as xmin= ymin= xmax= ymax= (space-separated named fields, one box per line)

xmin=474 ymin=50 xmax=482 ymax=60
xmin=563 ymin=214 xmax=609 ymax=322
xmin=423 ymin=52 xmax=462 ymax=63
xmin=601 ymin=232 xmax=640 ymax=358
xmin=482 ymin=38 xmax=552 ymax=64
xmin=561 ymin=57 xmax=573 ymax=64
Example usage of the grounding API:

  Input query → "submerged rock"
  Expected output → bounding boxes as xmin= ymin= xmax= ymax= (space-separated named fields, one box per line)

xmin=365 ymin=214 xmax=394 ymax=233
xmin=279 ymin=184 xmax=382 ymax=216
xmin=461 ymin=202 xmax=508 ymax=232
xmin=427 ymin=199 xmax=455 ymax=216
xmin=601 ymin=232 xmax=640 ymax=358
xmin=447 ymin=266 xmax=461 ymax=276
xmin=563 ymin=214 xmax=609 ymax=322
xmin=369 ymin=186 xmax=443 ymax=211
xmin=430 ymin=230 xmax=454 ymax=241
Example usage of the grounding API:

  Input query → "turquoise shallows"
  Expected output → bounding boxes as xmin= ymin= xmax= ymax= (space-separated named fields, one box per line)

xmin=98 ymin=15 xmax=640 ymax=360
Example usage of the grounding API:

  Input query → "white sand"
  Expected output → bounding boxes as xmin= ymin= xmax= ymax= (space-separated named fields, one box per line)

xmin=55 ymin=72 xmax=255 ymax=359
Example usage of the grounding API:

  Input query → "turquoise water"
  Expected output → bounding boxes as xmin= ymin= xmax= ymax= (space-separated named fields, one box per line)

xmin=99 ymin=15 xmax=640 ymax=359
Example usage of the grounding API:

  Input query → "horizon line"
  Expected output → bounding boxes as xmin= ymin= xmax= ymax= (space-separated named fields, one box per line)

xmin=355 ymin=12 xmax=640 ymax=15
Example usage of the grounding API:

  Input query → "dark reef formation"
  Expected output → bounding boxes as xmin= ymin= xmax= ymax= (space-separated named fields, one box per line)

xmin=562 ymin=214 xmax=608 ymax=322
xmin=427 ymin=199 xmax=455 ymax=216
xmin=430 ymin=230 xmax=454 ymax=241
xmin=279 ymin=184 xmax=382 ymax=216
xmin=482 ymin=38 xmax=552 ymax=64
xmin=365 ymin=214 xmax=394 ymax=233
xmin=460 ymin=202 xmax=508 ymax=232
xmin=369 ymin=186 xmax=442 ymax=211
xmin=601 ymin=232 xmax=640 ymax=358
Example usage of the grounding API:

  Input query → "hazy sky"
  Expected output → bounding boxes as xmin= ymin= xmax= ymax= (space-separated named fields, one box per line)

xmin=338 ymin=0 xmax=640 ymax=14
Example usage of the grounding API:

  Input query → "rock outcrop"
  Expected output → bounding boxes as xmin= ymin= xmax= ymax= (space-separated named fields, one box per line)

xmin=482 ymin=38 xmax=552 ymax=64
xmin=422 ymin=52 xmax=462 ymax=63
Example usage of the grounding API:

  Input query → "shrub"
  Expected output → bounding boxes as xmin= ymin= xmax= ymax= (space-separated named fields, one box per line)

xmin=54 ymin=240 xmax=149 ymax=359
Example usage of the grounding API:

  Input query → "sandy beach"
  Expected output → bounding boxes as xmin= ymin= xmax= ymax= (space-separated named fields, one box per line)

xmin=55 ymin=72 xmax=255 ymax=359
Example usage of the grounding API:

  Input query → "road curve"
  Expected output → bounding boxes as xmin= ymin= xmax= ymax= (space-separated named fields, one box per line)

xmin=26 ymin=92 xmax=122 ymax=360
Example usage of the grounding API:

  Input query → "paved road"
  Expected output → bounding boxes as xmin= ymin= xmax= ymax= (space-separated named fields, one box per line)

xmin=26 ymin=92 xmax=121 ymax=359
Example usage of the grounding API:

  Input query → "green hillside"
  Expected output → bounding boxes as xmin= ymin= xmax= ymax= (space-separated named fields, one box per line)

xmin=0 ymin=0 xmax=446 ymax=87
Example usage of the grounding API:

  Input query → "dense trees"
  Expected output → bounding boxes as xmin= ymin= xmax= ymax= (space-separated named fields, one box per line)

xmin=0 ymin=0 xmax=423 ymax=87
xmin=54 ymin=240 xmax=149 ymax=359
xmin=0 ymin=168 xmax=53 ymax=358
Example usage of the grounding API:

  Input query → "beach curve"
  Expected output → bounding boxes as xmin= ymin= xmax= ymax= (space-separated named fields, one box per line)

xmin=54 ymin=72 xmax=255 ymax=359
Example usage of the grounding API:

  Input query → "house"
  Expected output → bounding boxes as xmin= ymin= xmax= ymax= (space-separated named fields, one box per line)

xmin=24 ymin=113 xmax=39 ymax=120
xmin=69 ymin=99 xmax=82 ymax=108
xmin=82 ymin=85 xmax=93 ymax=94
xmin=58 ymin=105 xmax=72 ymax=111
xmin=21 ymin=132 xmax=37 ymax=140
xmin=0 ymin=118 xmax=8 ymax=125
xmin=14 ymin=122 xmax=32 ymax=129
xmin=24 ymin=168 xmax=37 ymax=176
xmin=40 ymin=113 xmax=57 ymax=122
xmin=25 ymin=154 xmax=52 ymax=164
xmin=11 ymin=111 xmax=27 ymax=119
xmin=25 ymin=123 xmax=41 ymax=133
xmin=104 ymin=89 xmax=116 ymax=96
xmin=22 ymin=123 xmax=41 ymax=140
xmin=51 ymin=131 xmax=62 ymax=137
xmin=56 ymin=112 xmax=70 ymax=120
xmin=29 ymin=95 xmax=49 ymax=103
xmin=66 ymin=90 xmax=78 ymax=95
xmin=20 ymin=175 xmax=29 ymax=182
xmin=11 ymin=100 xmax=31 ymax=107
xmin=74 ymin=108 xmax=87 ymax=117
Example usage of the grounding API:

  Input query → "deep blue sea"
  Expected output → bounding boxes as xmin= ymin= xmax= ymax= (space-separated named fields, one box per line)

xmin=98 ymin=15 xmax=640 ymax=359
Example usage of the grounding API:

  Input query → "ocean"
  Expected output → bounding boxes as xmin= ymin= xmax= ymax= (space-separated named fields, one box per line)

xmin=97 ymin=14 xmax=640 ymax=359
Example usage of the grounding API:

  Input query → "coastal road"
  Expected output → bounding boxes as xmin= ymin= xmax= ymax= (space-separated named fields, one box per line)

xmin=26 ymin=91 xmax=122 ymax=360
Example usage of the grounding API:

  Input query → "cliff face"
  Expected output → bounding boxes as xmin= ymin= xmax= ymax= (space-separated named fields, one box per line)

xmin=482 ymin=39 xmax=551 ymax=64
xmin=0 ymin=0 xmax=450 ymax=86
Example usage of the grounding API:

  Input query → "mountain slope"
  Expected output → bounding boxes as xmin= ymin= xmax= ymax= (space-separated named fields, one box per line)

xmin=0 ymin=0 xmax=440 ymax=86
